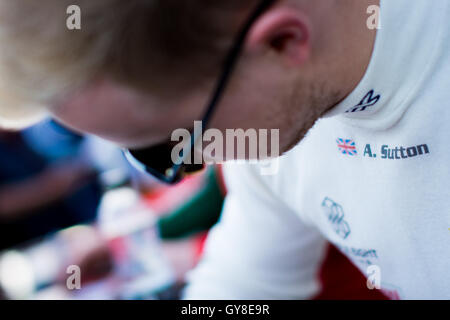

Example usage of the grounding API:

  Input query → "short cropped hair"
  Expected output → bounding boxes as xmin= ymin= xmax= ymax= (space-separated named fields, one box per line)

xmin=0 ymin=0 xmax=257 ymax=128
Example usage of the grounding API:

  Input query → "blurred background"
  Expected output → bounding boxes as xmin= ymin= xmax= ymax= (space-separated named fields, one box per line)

xmin=0 ymin=119 xmax=225 ymax=300
xmin=0 ymin=119 xmax=391 ymax=300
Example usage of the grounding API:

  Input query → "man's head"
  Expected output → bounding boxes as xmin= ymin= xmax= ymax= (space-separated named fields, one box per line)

xmin=0 ymin=0 xmax=377 ymax=158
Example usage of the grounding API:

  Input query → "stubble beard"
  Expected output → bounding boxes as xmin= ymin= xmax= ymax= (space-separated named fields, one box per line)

xmin=279 ymin=80 xmax=343 ymax=155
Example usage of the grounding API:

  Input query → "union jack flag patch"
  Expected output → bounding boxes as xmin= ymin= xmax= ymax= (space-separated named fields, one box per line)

xmin=336 ymin=138 xmax=357 ymax=156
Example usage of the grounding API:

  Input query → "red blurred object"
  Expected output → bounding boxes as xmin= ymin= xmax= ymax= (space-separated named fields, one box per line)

xmin=143 ymin=174 xmax=204 ymax=215
xmin=313 ymin=244 xmax=388 ymax=300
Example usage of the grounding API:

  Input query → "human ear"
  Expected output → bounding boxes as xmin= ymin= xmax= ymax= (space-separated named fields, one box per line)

xmin=246 ymin=7 xmax=311 ymax=66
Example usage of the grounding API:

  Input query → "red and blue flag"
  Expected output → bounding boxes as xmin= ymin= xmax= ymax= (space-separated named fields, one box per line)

xmin=336 ymin=138 xmax=357 ymax=156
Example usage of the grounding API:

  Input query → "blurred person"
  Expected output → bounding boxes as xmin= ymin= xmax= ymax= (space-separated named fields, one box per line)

xmin=0 ymin=121 xmax=101 ymax=249
xmin=0 ymin=0 xmax=448 ymax=299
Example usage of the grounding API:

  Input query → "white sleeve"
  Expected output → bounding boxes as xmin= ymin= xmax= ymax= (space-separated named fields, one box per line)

xmin=182 ymin=163 xmax=327 ymax=300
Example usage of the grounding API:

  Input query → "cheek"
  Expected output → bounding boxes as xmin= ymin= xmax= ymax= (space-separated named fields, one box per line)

xmin=209 ymin=91 xmax=282 ymax=132
xmin=208 ymin=65 xmax=289 ymax=132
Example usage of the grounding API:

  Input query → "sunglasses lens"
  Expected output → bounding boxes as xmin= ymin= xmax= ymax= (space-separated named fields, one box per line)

xmin=126 ymin=142 xmax=205 ymax=184
xmin=129 ymin=143 xmax=173 ymax=174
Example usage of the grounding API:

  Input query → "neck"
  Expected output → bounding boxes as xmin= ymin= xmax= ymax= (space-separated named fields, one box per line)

xmin=337 ymin=0 xmax=380 ymax=99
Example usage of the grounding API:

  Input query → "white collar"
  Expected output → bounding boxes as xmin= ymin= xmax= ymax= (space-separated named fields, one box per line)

xmin=325 ymin=0 xmax=448 ymax=130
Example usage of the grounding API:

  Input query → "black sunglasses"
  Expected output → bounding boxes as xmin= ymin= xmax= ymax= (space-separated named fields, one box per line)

xmin=124 ymin=0 xmax=276 ymax=184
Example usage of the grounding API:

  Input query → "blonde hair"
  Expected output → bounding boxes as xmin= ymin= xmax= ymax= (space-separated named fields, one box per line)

xmin=0 ymin=0 xmax=256 ymax=129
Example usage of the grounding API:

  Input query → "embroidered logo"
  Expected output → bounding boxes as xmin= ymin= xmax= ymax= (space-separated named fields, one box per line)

xmin=322 ymin=197 xmax=351 ymax=240
xmin=337 ymin=138 xmax=357 ymax=156
xmin=346 ymin=90 xmax=380 ymax=113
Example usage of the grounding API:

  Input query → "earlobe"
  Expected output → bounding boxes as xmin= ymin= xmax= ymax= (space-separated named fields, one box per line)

xmin=246 ymin=7 xmax=311 ymax=65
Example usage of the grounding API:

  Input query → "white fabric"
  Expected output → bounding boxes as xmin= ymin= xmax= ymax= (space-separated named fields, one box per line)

xmin=184 ymin=164 xmax=328 ymax=300
xmin=184 ymin=0 xmax=450 ymax=299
